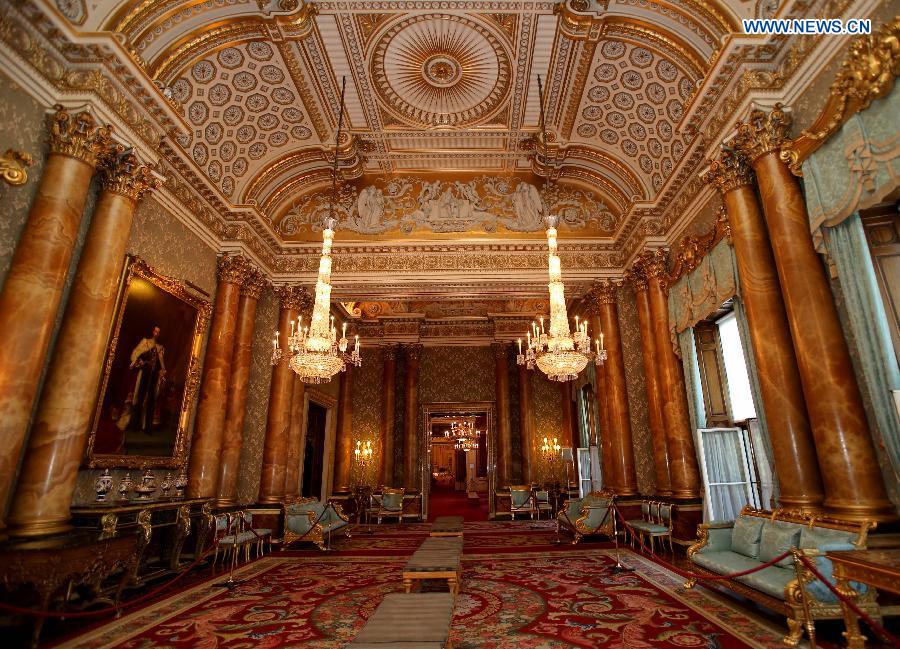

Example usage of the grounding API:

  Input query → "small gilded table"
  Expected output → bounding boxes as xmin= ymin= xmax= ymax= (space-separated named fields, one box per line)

xmin=827 ymin=549 xmax=900 ymax=649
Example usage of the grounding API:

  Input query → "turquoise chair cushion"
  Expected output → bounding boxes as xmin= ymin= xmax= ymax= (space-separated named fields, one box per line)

xmin=510 ymin=489 xmax=532 ymax=509
xmin=804 ymin=542 xmax=869 ymax=603
xmin=559 ymin=498 xmax=583 ymax=524
xmin=580 ymin=503 xmax=610 ymax=530
xmin=759 ymin=521 xmax=801 ymax=568
xmin=731 ymin=516 xmax=765 ymax=559
xmin=692 ymin=550 xmax=761 ymax=576
xmin=631 ymin=522 xmax=667 ymax=533
xmin=799 ymin=526 xmax=856 ymax=549
xmin=736 ymin=564 xmax=796 ymax=600
xmin=382 ymin=492 xmax=404 ymax=511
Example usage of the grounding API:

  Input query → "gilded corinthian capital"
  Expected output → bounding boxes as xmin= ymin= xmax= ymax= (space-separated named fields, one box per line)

xmin=98 ymin=145 xmax=159 ymax=201
xmin=635 ymin=248 xmax=670 ymax=286
xmin=47 ymin=105 xmax=112 ymax=167
xmin=275 ymin=285 xmax=313 ymax=312
xmin=703 ymin=147 xmax=754 ymax=194
xmin=733 ymin=103 xmax=793 ymax=163
xmin=216 ymin=254 xmax=253 ymax=286
xmin=241 ymin=268 xmax=269 ymax=299
xmin=584 ymin=279 xmax=619 ymax=313
xmin=624 ymin=266 xmax=648 ymax=292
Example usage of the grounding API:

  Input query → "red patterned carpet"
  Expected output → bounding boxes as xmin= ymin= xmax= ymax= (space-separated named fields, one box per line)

xmin=58 ymin=524 xmax=791 ymax=649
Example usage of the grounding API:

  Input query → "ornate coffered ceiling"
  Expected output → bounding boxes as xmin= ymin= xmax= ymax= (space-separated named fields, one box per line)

xmin=1 ymin=0 xmax=875 ymax=301
xmin=80 ymin=0 xmax=751 ymax=243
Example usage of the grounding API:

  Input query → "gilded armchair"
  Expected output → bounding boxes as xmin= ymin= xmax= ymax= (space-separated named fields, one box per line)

xmin=377 ymin=487 xmax=405 ymax=524
xmin=509 ymin=485 xmax=534 ymax=520
xmin=283 ymin=499 xmax=351 ymax=550
xmin=556 ymin=490 xmax=615 ymax=544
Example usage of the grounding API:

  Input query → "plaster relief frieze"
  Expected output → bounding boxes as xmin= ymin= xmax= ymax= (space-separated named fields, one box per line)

xmin=277 ymin=176 xmax=618 ymax=238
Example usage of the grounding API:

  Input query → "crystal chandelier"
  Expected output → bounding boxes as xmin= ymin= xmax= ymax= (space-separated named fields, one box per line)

xmin=271 ymin=76 xmax=361 ymax=383
xmin=516 ymin=75 xmax=605 ymax=382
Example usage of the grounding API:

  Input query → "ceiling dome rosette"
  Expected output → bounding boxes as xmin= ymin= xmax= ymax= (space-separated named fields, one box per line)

xmin=370 ymin=14 xmax=512 ymax=128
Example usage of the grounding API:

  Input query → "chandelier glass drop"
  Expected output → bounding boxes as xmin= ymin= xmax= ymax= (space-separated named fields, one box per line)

xmin=516 ymin=75 xmax=605 ymax=382
xmin=271 ymin=76 xmax=361 ymax=384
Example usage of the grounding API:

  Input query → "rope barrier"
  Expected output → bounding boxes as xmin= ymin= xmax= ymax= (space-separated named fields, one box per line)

xmin=609 ymin=504 xmax=791 ymax=581
xmin=795 ymin=553 xmax=900 ymax=647
xmin=611 ymin=502 xmax=900 ymax=647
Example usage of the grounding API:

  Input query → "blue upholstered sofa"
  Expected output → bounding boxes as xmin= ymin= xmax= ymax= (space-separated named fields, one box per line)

xmin=283 ymin=498 xmax=351 ymax=550
xmin=688 ymin=505 xmax=880 ymax=646
xmin=556 ymin=490 xmax=616 ymax=544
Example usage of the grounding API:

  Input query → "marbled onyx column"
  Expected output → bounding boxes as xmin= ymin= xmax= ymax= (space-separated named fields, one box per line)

xmin=518 ymin=363 xmax=533 ymax=483
xmin=381 ymin=345 xmax=398 ymax=486
xmin=494 ymin=343 xmax=513 ymax=486
xmin=187 ymin=255 xmax=251 ymax=499
xmin=258 ymin=286 xmax=310 ymax=503
xmin=705 ymin=148 xmax=824 ymax=511
xmin=403 ymin=344 xmax=422 ymax=490
xmin=0 ymin=107 xmax=110 ymax=528
xmin=735 ymin=106 xmax=894 ymax=520
xmin=333 ymin=364 xmax=354 ymax=491
xmin=216 ymin=270 xmax=266 ymax=506
xmin=283 ymin=376 xmax=306 ymax=498
xmin=626 ymin=268 xmax=672 ymax=496
xmin=586 ymin=281 xmax=638 ymax=495
xmin=589 ymin=319 xmax=615 ymax=488
xmin=7 ymin=148 xmax=156 ymax=537
xmin=641 ymin=249 xmax=701 ymax=499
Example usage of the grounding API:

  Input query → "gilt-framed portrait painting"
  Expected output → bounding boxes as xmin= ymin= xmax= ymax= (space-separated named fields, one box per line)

xmin=85 ymin=256 xmax=211 ymax=469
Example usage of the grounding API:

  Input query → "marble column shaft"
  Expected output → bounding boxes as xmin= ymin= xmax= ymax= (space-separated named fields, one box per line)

xmin=590 ymin=314 xmax=615 ymax=488
xmin=403 ymin=345 xmax=421 ymax=490
xmin=380 ymin=345 xmax=398 ymax=486
xmin=587 ymin=282 xmax=638 ymax=495
xmin=8 ymin=148 xmax=156 ymax=537
xmin=494 ymin=343 xmax=513 ymax=486
xmin=518 ymin=363 xmax=533 ymax=484
xmin=643 ymin=251 xmax=701 ymax=499
xmin=706 ymin=149 xmax=824 ymax=511
xmin=735 ymin=106 xmax=893 ymax=520
xmin=258 ymin=287 xmax=309 ymax=503
xmin=283 ymin=375 xmax=306 ymax=498
xmin=0 ymin=108 xmax=110 ymax=527
xmin=187 ymin=255 xmax=250 ymax=499
xmin=333 ymin=365 xmax=354 ymax=491
xmin=216 ymin=273 xmax=266 ymax=506
xmin=627 ymin=272 xmax=672 ymax=496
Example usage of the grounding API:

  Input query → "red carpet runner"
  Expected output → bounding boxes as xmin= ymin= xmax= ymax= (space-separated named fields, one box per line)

xmin=58 ymin=523 xmax=792 ymax=648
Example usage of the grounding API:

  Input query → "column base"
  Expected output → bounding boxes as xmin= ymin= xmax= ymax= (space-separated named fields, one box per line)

xmin=215 ymin=497 xmax=238 ymax=508
xmin=775 ymin=497 xmax=825 ymax=513
xmin=7 ymin=517 xmax=74 ymax=538
xmin=824 ymin=498 xmax=899 ymax=523
xmin=257 ymin=496 xmax=286 ymax=505
xmin=668 ymin=489 xmax=702 ymax=501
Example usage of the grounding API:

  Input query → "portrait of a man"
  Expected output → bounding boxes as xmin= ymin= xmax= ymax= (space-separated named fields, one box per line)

xmin=89 ymin=258 xmax=209 ymax=465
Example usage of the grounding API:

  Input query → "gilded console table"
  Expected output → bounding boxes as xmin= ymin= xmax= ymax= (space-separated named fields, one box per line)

xmin=70 ymin=498 xmax=212 ymax=584
xmin=828 ymin=549 xmax=900 ymax=649
xmin=0 ymin=531 xmax=140 ymax=647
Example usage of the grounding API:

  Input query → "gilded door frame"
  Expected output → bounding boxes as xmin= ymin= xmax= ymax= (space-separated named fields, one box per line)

xmin=420 ymin=401 xmax=496 ymax=520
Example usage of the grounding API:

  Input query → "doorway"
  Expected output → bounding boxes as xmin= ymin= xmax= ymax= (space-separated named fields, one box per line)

xmin=302 ymin=402 xmax=327 ymax=498
xmin=421 ymin=402 xmax=495 ymax=521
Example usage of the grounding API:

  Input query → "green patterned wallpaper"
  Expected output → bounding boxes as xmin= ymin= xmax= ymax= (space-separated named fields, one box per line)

xmin=617 ymin=288 xmax=656 ymax=495
xmin=419 ymin=346 xmax=495 ymax=403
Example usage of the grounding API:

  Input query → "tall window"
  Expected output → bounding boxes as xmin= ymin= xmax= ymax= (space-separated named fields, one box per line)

xmin=716 ymin=312 xmax=756 ymax=422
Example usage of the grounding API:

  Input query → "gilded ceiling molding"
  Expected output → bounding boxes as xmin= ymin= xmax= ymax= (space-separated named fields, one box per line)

xmin=0 ymin=149 xmax=33 ymax=186
xmin=150 ymin=21 xmax=268 ymax=82
xmin=782 ymin=16 xmax=900 ymax=176
xmin=561 ymin=39 xmax=599 ymax=139
xmin=605 ymin=18 xmax=709 ymax=79
xmin=668 ymin=207 xmax=730 ymax=282
xmin=561 ymin=146 xmax=646 ymax=200
xmin=243 ymin=149 xmax=329 ymax=205
xmin=263 ymin=169 xmax=336 ymax=216
xmin=277 ymin=41 xmax=329 ymax=141
xmin=97 ymin=143 xmax=160 ymax=201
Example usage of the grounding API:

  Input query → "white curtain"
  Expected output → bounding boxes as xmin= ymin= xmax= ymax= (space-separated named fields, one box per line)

xmin=698 ymin=427 xmax=754 ymax=522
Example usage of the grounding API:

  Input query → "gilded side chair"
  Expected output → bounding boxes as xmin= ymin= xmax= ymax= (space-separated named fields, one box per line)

xmin=509 ymin=485 xmax=534 ymax=520
xmin=377 ymin=487 xmax=405 ymax=525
